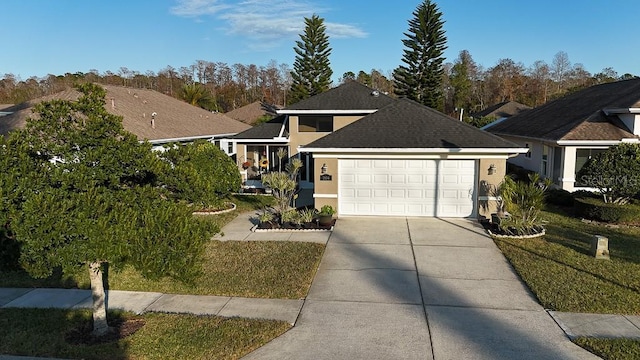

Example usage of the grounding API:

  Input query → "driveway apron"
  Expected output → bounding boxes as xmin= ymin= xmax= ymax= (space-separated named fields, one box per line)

xmin=244 ymin=217 xmax=598 ymax=360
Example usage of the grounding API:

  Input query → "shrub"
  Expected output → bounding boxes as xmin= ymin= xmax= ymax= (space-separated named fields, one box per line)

xmin=506 ymin=163 xmax=537 ymax=183
xmin=572 ymin=189 xmax=599 ymax=199
xmin=497 ymin=173 xmax=550 ymax=235
xmin=545 ymin=188 xmax=574 ymax=207
xmin=574 ymin=197 xmax=640 ymax=225
xmin=318 ymin=205 xmax=335 ymax=216
xmin=261 ymin=158 xmax=302 ymax=223
xmin=576 ymin=143 xmax=640 ymax=204
xmin=159 ymin=140 xmax=241 ymax=208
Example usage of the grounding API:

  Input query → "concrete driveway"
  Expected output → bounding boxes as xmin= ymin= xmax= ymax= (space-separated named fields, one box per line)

xmin=244 ymin=217 xmax=599 ymax=360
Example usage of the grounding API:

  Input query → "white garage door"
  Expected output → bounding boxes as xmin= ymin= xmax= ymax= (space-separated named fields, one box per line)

xmin=339 ymin=159 xmax=476 ymax=217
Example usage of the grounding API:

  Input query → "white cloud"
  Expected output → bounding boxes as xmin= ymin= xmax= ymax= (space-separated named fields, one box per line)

xmin=170 ymin=0 xmax=367 ymax=50
xmin=170 ymin=0 xmax=231 ymax=17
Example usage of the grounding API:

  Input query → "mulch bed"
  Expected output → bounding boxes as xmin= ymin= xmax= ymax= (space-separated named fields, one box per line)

xmin=65 ymin=317 xmax=145 ymax=345
xmin=256 ymin=219 xmax=335 ymax=231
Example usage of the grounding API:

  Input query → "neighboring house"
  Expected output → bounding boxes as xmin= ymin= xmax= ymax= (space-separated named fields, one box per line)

xmin=0 ymin=85 xmax=251 ymax=149
xmin=471 ymin=101 xmax=531 ymax=130
xmin=0 ymin=104 xmax=13 ymax=117
xmin=225 ymin=101 xmax=281 ymax=125
xmin=230 ymin=81 xmax=526 ymax=218
xmin=487 ymin=78 xmax=640 ymax=192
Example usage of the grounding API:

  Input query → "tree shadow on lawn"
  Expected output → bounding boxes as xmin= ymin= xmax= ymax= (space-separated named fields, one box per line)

xmin=543 ymin=205 xmax=640 ymax=265
xmin=498 ymin=238 xmax=640 ymax=294
xmin=0 ymin=308 xmax=131 ymax=360
xmin=0 ymin=266 xmax=80 ymax=289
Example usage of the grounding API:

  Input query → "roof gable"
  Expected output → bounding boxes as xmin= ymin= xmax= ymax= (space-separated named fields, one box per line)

xmin=488 ymin=79 xmax=640 ymax=141
xmin=471 ymin=101 xmax=531 ymax=119
xmin=303 ymin=98 xmax=520 ymax=149
xmin=283 ymin=81 xmax=395 ymax=111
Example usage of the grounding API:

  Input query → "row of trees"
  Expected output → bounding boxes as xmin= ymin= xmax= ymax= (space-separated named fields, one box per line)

xmin=0 ymin=60 xmax=294 ymax=112
xmin=1 ymin=1 xmax=636 ymax=117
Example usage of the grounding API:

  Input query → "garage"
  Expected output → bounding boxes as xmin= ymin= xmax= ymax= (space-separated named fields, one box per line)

xmin=339 ymin=159 xmax=476 ymax=217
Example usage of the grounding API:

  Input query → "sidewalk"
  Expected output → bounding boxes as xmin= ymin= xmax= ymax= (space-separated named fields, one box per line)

xmin=0 ymin=288 xmax=302 ymax=324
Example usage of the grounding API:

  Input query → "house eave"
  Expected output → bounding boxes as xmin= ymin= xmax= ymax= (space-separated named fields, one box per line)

xmin=300 ymin=147 xmax=529 ymax=154
xmin=277 ymin=109 xmax=378 ymax=115
xmin=232 ymin=137 xmax=289 ymax=143
xmin=556 ymin=139 xmax=640 ymax=146
xmin=146 ymin=133 xmax=238 ymax=145
xmin=603 ymin=108 xmax=640 ymax=115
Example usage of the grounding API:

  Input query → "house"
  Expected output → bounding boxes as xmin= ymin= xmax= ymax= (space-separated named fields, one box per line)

xmin=0 ymin=85 xmax=251 ymax=148
xmin=230 ymin=81 xmax=527 ymax=218
xmin=225 ymin=101 xmax=281 ymax=125
xmin=487 ymin=78 xmax=640 ymax=192
xmin=471 ymin=101 xmax=531 ymax=129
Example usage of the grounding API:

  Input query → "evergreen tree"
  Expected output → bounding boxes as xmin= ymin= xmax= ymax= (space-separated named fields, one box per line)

xmin=0 ymin=84 xmax=212 ymax=336
xmin=393 ymin=0 xmax=447 ymax=109
xmin=289 ymin=14 xmax=333 ymax=104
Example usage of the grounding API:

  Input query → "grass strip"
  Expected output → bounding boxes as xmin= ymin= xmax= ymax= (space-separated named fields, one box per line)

xmin=573 ymin=337 xmax=640 ymax=360
xmin=0 ymin=308 xmax=289 ymax=360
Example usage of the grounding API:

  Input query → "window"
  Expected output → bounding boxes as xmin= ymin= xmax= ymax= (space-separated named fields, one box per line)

xmin=524 ymin=143 xmax=531 ymax=158
xmin=298 ymin=115 xmax=333 ymax=132
xmin=541 ymin=146 xmax=549 ymax=176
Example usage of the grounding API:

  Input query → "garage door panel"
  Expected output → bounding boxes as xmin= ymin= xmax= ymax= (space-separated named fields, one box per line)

xmin=339 ymin=159 xmax=476 ymax=217
xmin=389 ymin=189 xmax=406 ymax=199
xmin=390 ymin=174 xmax=406 ymax=184
xmin=374 ymin=174 xmax=388 ymax=183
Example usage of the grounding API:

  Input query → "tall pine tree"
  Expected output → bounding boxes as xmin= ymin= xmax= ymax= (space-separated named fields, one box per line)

xmin=393 ymin=0 xmax=447 ymax=109
xmin=289 ymin=15 xmax=333 ymax=105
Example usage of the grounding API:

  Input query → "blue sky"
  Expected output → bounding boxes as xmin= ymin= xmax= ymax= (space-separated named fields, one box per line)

xmin=3 ymin=0 xmax=639 ymax=83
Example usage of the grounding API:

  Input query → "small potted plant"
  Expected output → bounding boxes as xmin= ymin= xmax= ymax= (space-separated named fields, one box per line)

xmin=317 ymin=205 xmax=335 ymax=226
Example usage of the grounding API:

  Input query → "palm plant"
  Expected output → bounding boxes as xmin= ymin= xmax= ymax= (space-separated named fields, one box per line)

xmin=497 ymin=173 xmax=550 ymax=236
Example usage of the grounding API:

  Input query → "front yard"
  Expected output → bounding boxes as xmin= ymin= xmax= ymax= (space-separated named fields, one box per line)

xmin=0 ymin=195 xmax=326 ymax=359
xmin=494 ymin=205 xmax=640 ymax=359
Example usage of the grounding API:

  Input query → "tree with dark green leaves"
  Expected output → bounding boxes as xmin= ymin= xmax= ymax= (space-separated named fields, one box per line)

xmin=577 ymin=143 xmax=640 ymax=204
xmin=289 ymin=14 xmax=333 ymax=104
xmin=159 ymin=140 xmax=241 ymax=210
xmin=0 ymin=84 xmax=212 ymax=337
xmin=393 ymin=0 xmax=447 ymax=109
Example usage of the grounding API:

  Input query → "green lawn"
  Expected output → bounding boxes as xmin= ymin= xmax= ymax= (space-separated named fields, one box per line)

xmin=494 ymin=206 xmax=640 ymax=314
xmin=574 ymin=337 xmax=640 ymax=360
xmin=0 ymin=308 xmax=289 ymax=360
xmin=0 ymin=195 xmax=325 ymax=299
xmin=0 ymin=194 xmax=324 ymax=359
xmin=492 ymin=205 xmax=640 ymax=359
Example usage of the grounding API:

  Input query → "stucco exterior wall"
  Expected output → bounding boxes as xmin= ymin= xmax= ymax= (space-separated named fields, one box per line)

xmin=501 ymin=136 xmax=544 ymax=174
xmin=477 ymin=158 xmax=507 ymax=220
xmin=289 ymin=115 xmax=364 ymax=156
xmin=312 ymin=157 xmax=338 ymax=212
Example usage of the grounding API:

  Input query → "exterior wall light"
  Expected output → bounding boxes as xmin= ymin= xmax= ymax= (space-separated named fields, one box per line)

xmin=321 ymin=163 xmax=328 ymax=174
xmin=488 ymin=164 xmax=496 ymax=175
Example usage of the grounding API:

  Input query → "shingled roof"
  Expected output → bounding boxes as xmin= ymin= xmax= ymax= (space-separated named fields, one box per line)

xmin=0 ymin=85 xmax=250 ymax=142
xmin=232 ymin=115 xmax=288 ymax=140
xmin=471 ymin=101 xmax=531 ymax=119
xmin=302 ymin=98 xmax=520 ymax=150
xmin=225 ymin=101 xmax=281 ymax=125
xmin=283 ymin=81 xmax=396 ymax=111
xmin=488 ymin=79 xmax=640 ymax=141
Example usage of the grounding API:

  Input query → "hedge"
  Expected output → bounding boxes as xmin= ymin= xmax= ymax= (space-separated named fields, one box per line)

xmin=574 ymin=197 xmax=640 ymax=225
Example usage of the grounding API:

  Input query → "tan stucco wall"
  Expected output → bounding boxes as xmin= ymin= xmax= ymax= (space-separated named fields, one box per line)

xmin=289 ymin=115 xmax=364 ymax=156
xmin=477 ymin=158 xmax=507 ymax=220
xmin=312 ymin=157 xmax=339 ymax=212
